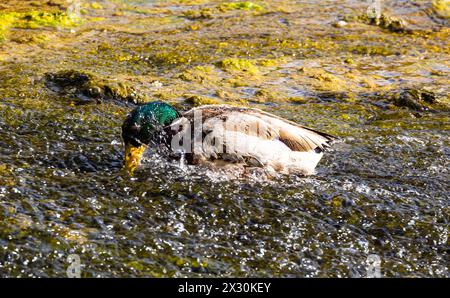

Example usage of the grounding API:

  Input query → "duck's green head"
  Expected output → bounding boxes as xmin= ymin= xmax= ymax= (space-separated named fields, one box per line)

xmin=122 ymin=101 xmax=179 ymax=174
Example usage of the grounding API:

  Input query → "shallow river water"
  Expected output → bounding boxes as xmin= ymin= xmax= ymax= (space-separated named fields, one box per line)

xmin=0 ymin=0 xmax=448 ymax=277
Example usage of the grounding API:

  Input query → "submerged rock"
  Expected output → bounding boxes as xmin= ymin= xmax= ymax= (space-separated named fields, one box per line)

xmin=368 ymin=13 xmax=410 ymax=33
xmin=216 ymin=58 xmax=259 ymax=75
xmin=391 ymin=88 xmax=442 ymax=111
xmin=184 ymin=94 xmax=220 ymax=106
xmin=45 ymin=70 xmax=148 ymax=104
xmin=347 ymin=12 xmax=411 ymax=33
xmin=45 ymin=70 xmax=91 ymax=89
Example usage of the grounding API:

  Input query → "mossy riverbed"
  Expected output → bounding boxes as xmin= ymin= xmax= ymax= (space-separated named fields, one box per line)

xmin=0 ymin=0 xmax=448 ymax=277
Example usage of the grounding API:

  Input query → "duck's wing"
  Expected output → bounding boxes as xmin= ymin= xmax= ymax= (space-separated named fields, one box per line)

xmin=180 ymin=105 xmax=336 ymax=153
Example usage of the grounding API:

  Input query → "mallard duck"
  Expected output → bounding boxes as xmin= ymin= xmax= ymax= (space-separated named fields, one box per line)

xmin=122 ymin=101 xmax=336 ymax=175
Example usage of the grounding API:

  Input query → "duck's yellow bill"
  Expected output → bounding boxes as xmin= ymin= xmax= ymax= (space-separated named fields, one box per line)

xmin=124 ymin=144 xmax=146 ymax=175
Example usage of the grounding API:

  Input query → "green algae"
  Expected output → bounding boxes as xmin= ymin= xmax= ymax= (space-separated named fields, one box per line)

xmin=257 ymin=57 xmax=286 ymax=67
xmin=0 ymin=11 xmax=80 ymax=29
xmin=253 ymin=88 xmax=285 ymax=102
xmin=45 ymin=70 xmax=149 ymax=104
xmin=288 ymin=96 xmax=308 ymax=104
xmin=217 ymin=58 xmax=259 ymax=75
xmin=0 ymin=0 xmax=449 ymax=279
xmin=343 ymin=58 xmax=355 ymax=64
xmin=219 ymin=2 xmax=264 ymax=11
xmin=0 ymin=10 xmax=80 ymax=42
xmin=347 ymin=44 xmax=395 ymax=56
xmin=432 ymin=0 xmax=450 ymax=19
xmin=183 ymin=1 xmax=264 ymax=19
xmin=179 ymin=65 xmax=217 ymax=82
xmin=184 ymin=94 xmax=220 ymax=106
xmin=183 ymin=8 xmax=214 ymax=20
xmin=172 ymin=256 xmax=208 ymax=269
xmin=89 ymin=2 xmax=104 ymax=10
xmin=13 ymin=11 xmax=80 ymax=29
xmin=0 ymin=13 xmax=15 ymax=41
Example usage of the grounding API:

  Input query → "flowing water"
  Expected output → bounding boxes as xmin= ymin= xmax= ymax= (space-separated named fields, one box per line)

xmin=0 ymin=0 xmax=448 ymax=277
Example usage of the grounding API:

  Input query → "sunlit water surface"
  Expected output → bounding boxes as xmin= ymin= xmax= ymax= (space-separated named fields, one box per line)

xmin=0 ymin=0 xmax=448 ymax=277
